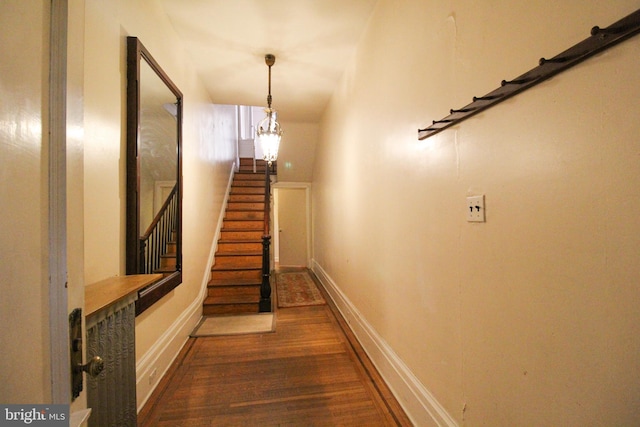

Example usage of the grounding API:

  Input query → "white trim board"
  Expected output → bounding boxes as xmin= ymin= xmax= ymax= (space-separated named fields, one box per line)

xmin=135 ymin=293 xmax=200 ymax=412
xmin=198 ymin=162 xmax=237 ymax=306
xmin=49 ymin=0 xmax=70 ymax=403
xmin=311 ymin=260 xmax=458 ymax=427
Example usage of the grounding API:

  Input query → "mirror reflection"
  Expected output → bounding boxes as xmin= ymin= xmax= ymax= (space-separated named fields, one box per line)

xmin=126 ymin=37 xmax=183 ymax=315
xmin=139 ymin=60 xmax=178 ymax=235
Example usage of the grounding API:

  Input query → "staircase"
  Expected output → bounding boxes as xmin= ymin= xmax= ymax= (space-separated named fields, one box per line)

xmin=204 ymin=158 xmax=271 ymax=315
xmin=156 ymin=232 xmax=177 ymax=275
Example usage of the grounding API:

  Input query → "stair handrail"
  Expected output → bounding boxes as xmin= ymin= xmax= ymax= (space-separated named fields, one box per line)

xmin=140 ymin=185 xmax=178 ymax=274
xmin=259 ymin=163 xmax=272 ymax=312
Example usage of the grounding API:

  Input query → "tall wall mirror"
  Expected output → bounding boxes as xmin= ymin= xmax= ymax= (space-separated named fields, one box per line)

xmin=126 ymin=36 xmax=183 ymax=315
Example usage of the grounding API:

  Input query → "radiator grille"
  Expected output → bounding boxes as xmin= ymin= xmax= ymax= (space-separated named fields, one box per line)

xmin=86 ymin=300 xmax=137 ymax=426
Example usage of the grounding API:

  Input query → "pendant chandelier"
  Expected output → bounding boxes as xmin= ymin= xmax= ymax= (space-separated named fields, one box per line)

xmin=256 ymin=54 xmax=283 ymax=165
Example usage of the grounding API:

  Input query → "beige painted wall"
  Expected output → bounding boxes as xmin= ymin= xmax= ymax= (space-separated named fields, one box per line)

xmin=276 ymin=120 xmax=319 ymax=182
xmin=83 ymin=0 xmax=237 ymax=403
xmin=312 ymin=0 xmax=640 ymax=425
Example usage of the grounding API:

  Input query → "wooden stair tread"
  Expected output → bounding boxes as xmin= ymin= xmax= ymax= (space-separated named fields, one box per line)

xmin=211 ymin=264 xmax=261 ymax=271
xmin=216 ymin=248 xmax=261 ymax=252
xmin=202 ymin=304 xmax=260 ymax=316
xmin=220 ymin=233 xmax=264 ymax=239
xmin=210 ymin=269 xmax=261 ymax=283
xmin=232 ymin=182 xmax=265 ymax=187
xmin=214 ymin=254 xmax=262 ymax=259
xmin=214 ymin=256 xmax=261 ymax=267
xmin=208 ymin=278 xmax=261 ymax=287
xmin=223 ymin=223 xmax=263 ymax=227
xmin=216 ymin=251 xmax=262 ymax=257
xmin=226 ymin=206 xmax=265 ymax=209
xmin=218 ymin=238 xmax=263 ymax=241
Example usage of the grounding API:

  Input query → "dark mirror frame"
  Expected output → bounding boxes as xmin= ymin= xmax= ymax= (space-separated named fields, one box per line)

xmin=126 ymin=36 xmax=183 ymax=315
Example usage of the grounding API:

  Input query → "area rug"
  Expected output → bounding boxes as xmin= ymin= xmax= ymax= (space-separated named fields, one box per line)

xmin=191 ymin=313 xmax=275 ymax=337
xmin=276 ymin=271 xmax=326 ymax=308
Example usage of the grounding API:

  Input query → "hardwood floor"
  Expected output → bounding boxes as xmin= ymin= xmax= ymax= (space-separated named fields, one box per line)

xmin=139 ymin=270 xmax=412 ymax=426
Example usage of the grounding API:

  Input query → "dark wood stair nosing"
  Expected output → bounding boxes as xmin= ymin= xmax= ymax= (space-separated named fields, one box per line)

xmin=218 ymin=239 xmax=262 ymax=244
xmin=207 ymin=280 xmax=262 ymax=287
xmin=211 ymin=265 xmax=262 ymax=271
xmin=204 ymin=296 xmax=260 ymax=307
xmin=215 ymin=251 xmax=262 ymax=256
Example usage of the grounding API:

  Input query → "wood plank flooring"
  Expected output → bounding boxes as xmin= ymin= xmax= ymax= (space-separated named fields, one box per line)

xmin=139 ymin=270 xmax=412 ymax=426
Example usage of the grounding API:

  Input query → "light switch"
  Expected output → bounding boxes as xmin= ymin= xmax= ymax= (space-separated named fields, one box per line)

xmin=466 ymin=195 xmax=485 ymax=222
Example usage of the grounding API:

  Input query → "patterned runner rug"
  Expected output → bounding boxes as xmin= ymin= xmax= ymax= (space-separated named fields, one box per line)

xmin=276 ymin=270 xmax=326 ymax=308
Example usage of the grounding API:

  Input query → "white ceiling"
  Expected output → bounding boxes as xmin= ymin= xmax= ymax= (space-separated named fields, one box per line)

xmin=159 ymin=0 xmax=378 ymax=122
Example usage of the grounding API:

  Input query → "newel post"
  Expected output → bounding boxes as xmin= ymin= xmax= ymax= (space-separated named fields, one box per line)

xmin=260 ymin=234 xmax=272 ymax=312
xmin=259 ymin=163 xmax=272 ymax=312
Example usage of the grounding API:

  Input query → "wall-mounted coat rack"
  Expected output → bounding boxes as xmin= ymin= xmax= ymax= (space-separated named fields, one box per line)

xmin=418 ymin=8 xmax=640 ymax=140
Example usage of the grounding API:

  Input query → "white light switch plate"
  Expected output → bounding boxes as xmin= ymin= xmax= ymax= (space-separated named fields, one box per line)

xmin=467 ymin=195 xmax=485 ymax=222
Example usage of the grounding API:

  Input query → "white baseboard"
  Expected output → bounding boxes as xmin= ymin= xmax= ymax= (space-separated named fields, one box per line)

xmin=197 ymin=162 xmax=237 ymax=305
xmin=311 ymin=260 xmax=458 ymax=427
xmin=136 ymin=162 xmax=237 ymax=412
xmin=135 ymin=295 xmax=201 ymax=412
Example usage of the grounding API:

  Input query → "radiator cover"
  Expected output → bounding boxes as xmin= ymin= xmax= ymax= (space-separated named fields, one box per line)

xmin=86 ymin=297 xmax=137 ymax=426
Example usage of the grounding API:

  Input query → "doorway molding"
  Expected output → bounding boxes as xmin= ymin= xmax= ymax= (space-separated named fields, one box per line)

xmin=49 ymin=0 xmax=70 ymax=403
xmin=272 ymin=182 xmax=312 ymax=268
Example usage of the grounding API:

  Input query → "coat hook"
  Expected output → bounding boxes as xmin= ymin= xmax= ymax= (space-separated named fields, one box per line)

xmin=473 ymin=94 xmax=503 ymax=102
xmin=591 ymin=25 xmax=627 ymax=37
xmin=539 ymin=56 xmax=571 ymax=65
xmin=501 ymin=76 xmax=539 ymax=86
xmin=432 ymin=119 xmax=454 ymax=125
xmin=450 ymin=107 xmax=476 ymax=114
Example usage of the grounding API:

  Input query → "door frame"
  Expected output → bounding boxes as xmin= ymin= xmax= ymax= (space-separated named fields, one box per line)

xmin=49 ymin=0 xmax=71 ymax=403
xmin=272 ymin=182 xmax=312 ymax=268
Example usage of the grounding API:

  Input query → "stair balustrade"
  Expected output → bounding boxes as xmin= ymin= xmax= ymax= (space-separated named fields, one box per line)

xmin=140 ymin=185 xmax=178 ymax=275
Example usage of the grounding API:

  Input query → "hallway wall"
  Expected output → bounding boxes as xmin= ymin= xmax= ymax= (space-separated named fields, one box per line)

xmin=312 ymin=0 xmax=640 ymax=425
xmin=276 ymin=120 xmax=319 ymax=183
xmin=83 ymin=0 xmax=237 ymax=407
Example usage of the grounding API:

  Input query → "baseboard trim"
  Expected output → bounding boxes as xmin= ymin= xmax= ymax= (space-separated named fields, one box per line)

xmin=311 ymin=260 xmax=458 ymax=427
xmin=197 ymin=162 xmax=237 ymax=305
xmin=136 ymin=162 xmax=237 ymax=412
xmin=135 ymin=294 xmax=201 ymax=412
